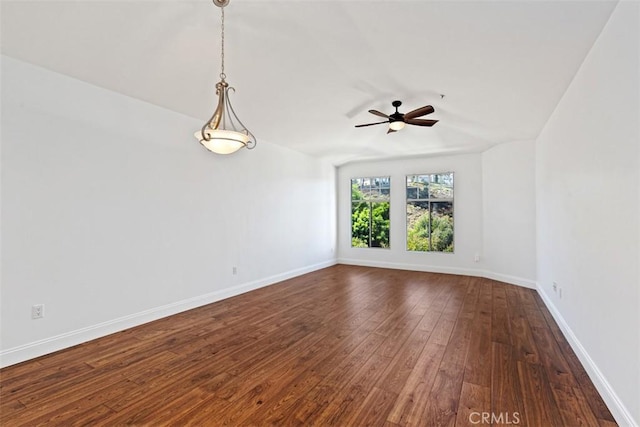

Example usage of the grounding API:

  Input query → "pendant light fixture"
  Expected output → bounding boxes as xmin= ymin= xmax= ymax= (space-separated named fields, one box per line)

xmin=194 ymin=0 xmax=256 ymax=155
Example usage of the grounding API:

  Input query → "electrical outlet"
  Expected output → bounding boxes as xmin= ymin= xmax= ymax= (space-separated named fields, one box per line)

xmin=474 ymin=253 xmax=480 ymax=262
xmin=232 ymin=266 xmax=237 ymax=275
xmin=32 ymin=304 xmax=44 ymax=319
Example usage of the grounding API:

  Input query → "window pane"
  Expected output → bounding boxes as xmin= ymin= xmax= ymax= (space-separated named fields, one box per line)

xmin=407 ymin=175 xmax=430 ymax=200
xmin=370 ymin=202 xmax=390 ymax=248
xmin=351 ymin=179 xmax=364 ymax=200
xmin=406 ymin=186 xmax=418 ymax=200
xmin=407 ymin=201 xmax=431 ymax=251
xmin=352 ymin=176 xmax=390 ymax=202
xmin=380 ymin=177 xmax=391 ymax=197
xmin=429 ymin=173 xmax=454 ymax=199
xmin=406 ymin=173 xmax=454 ymax=253
xmin=351 ymin=176 xmax=391 ymax=248
xmin=351 ymin=201 xmax=370 ymax=247
xmin=430 ymin=201 xmax=454 ymax=252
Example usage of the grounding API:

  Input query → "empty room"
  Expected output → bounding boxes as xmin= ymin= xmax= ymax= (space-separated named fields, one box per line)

xmin=1 ymin=0 xmax=638 ymax=426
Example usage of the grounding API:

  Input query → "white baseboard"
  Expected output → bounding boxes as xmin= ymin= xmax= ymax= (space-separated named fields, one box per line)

xmin=482 ymin=270 xmax=537 ymax=289
xmin=536 ymin=284 xmax=638 ymax=427
xmin=338 ymin=258 xmax=484 ymax=277
xmin=0 ymin=259 xmax=337 ymax=368
xmin=337 ymin=258 xmax=536 ymax=289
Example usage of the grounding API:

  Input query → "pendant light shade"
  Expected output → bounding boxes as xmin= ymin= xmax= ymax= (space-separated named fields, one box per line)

xmin=195 ymin=129 xmax=249 ymax=155
xmin=195 ymin=0 xmax=256 ymax=155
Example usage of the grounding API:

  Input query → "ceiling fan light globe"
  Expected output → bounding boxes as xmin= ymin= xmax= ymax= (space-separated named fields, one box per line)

xmin=389 ymin=121 xmax=405 ymax=131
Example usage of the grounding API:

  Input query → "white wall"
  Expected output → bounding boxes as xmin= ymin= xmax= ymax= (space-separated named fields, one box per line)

xmin=535 ymin=2 xmax=639 ymax=425
xmin=482 ymin=140 xmax=536 ymax=287
xmin=0 ymin=56 xmax=337 ymax=367
xmin=336 ymin=146 xmax=537 ymax=287
xmin=337 ymin=154 xmax=484 ymax=275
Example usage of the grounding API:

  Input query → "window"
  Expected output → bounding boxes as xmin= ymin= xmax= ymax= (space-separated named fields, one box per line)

xmin=351 ymin=177 xmax=390 ymax=248
xmin=406 ymin=173 xmax=454 ymax=252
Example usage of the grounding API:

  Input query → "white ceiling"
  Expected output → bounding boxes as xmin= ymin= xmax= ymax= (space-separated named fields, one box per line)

xmin=1 ymin=0 xmax=617 ymax=165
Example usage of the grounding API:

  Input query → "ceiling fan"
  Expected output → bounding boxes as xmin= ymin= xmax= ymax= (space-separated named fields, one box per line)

xmin=355 ymin=100 xmax=438 ymax=134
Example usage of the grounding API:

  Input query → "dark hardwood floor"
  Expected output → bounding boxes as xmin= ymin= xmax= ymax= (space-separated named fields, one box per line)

xmin=0 ymin=265 xmax=616 ymax=426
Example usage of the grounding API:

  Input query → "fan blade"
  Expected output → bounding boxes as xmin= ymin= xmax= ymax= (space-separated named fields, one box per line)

xmin=355 ymin=121 xmax=389 ymax=128
xmin=369 ymin=109 xmax=390 ymax=119
xmin=405 ymin=118 xmax=438 ymax=127
xmin=404 ymin=105 xmax=435 ymax=120
xmin=387 ymin=128 xmax=397 ymax=134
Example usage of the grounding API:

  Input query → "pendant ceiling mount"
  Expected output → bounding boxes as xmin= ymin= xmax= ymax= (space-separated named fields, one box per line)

xmin=194 ymin=0 xmax=256 ymax=155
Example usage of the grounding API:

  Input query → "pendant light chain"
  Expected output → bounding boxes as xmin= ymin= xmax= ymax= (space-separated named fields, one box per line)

xmin=220 ymin=6 xmax=226 ymax=81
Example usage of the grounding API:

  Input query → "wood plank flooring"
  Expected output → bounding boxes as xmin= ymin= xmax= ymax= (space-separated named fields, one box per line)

xmin=0 ymin=265 xmax=616 ymax=426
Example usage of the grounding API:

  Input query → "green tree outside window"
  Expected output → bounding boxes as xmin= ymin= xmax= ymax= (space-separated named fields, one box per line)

xmin=406 ymin=174 xmax=454 ymax=252
xmin=351 ymin=178 xmax=390 ymax=248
